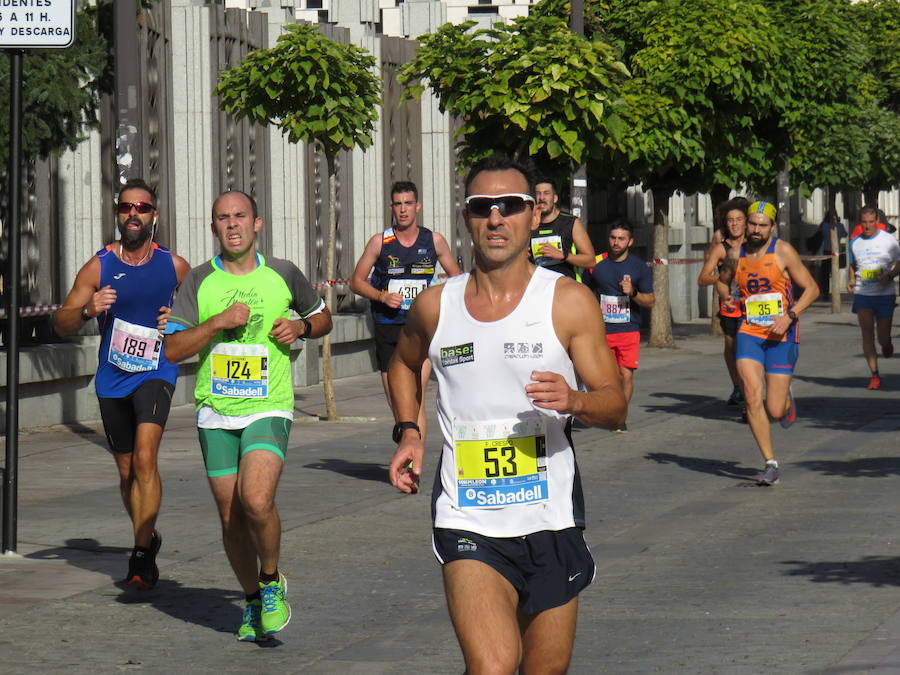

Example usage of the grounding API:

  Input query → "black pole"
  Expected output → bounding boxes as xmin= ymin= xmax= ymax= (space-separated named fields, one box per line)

xmin=569 ymin=0 xmax=588 ymax=226
xmin=3 ymin=49 xmax=24 ymax=554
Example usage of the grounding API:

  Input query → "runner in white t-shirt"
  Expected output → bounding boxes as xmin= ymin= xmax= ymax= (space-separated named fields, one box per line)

xmin=847 ymin=206 xmax=900 ymax=390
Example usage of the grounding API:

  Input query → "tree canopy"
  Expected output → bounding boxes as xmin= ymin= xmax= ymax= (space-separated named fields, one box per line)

xmin=216 ymin=22 xmax=380 ymax=160
xmin=398 ymin=13 xmax=628 ymax=181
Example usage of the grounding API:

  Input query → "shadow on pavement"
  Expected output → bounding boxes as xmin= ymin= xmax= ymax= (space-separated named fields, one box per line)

xmin=781 ymin=556 xmax=900 ymax=587
xmin=644 ymin=393 xmax=745 ymax=422
xmin=114 ymin=579 xmax=283 ymax=644
xmin=303 ymin=458 xmax=391 ymax=484
xmin=60 ymin=422 xmax=109 ymax=450
xmin=794 ymin=457 xmax=900 ymax=478
xmin=26 ymin=538 xmax=130 ymax=566
xmin=644 ymin=452 xmax=758 ymax=481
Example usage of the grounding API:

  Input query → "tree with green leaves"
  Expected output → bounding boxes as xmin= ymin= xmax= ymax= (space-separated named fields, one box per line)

xmin=398 ymin=14 xmax=628 ymax=184
xmin=594 ymin=0 xmax=783 ymax=346
xmin=0 ymin=6 xmax=110 ymax=171
xmin=850 ymin=0 xmax=900 ymax=205
xmin=217 ymin=22 xmax=381 ymax=420
xmin=764 ymin=0 xmax=872 ymax=211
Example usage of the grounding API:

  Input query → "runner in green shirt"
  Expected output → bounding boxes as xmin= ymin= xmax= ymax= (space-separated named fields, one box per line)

xmin=165 ymin=190 xmax=332 ymax=641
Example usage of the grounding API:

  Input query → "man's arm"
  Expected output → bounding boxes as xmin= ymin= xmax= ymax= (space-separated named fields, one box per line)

xmin=697 ymin=241 xmax=725 ymax=287
xmin=433 ymin=232 xmax=461 ymax=277
xmin=770 ymin=240 xmax=820 ymax=336
xmin=526 ymin=280 xmax=626 ymax=428
xmin=53 ymin=257 xmax=115 ymax=336
xmin=163 ymin=303 xmax=250 ymax=363
xmin=387 ymin=284 xmax=442 ymax=493
xmin=566 ymin=218 xmax=597 ymax=270
xmin=350 ymin=234 xmax=400 ymax=307
xmin=715 ymin=250 xmax=739 ymax=313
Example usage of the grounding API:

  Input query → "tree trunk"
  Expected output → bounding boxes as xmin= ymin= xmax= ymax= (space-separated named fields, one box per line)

xmin=648 ymin=188 xmax=675 ymax=348
xmin=776 ymin=159 xmax=790 ymax=244
xmin=321 ymin=154 xmax=338 ymax=420
xmin=830 ymin=224 xmax=841 ymax=314
xmin=710 ymin=183 xmax=731 ymax=210
xmin=863 ymin=185 xmax=879 ymax=209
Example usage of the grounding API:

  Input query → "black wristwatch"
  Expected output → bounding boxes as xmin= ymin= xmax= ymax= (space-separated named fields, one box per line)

xmin=392 ymin=421 xmax=421 ymax=443
xmin=80 ymin=305 xmax=91 ymax=322
xmin=788 ymin=310 xmax=798 ymax=321
xmin=300 ymin=318 xmax=313 ymax=337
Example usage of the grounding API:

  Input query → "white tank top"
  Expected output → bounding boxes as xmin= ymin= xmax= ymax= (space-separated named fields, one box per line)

xmin=428 ymin=266 xmax=584 ymax=537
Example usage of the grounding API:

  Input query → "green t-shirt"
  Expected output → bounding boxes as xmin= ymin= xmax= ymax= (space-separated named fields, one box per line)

xmin=168 ymin=254 xmax=324 ymax=415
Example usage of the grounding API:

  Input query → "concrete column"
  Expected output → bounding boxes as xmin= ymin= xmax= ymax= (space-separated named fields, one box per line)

xmin=57 ymin=131 xmax=105 ymax=299
xmin=252 ymin=6 xmax=310 ymax=271
xmin=404 ymin=1 xmax=454 ymax=248
xmin=170 ymin=0 xmax=217 ymax=264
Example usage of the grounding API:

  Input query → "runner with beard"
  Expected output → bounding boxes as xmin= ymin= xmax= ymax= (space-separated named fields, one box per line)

xmin=589 ymin=223 xmax=654 ymax=432
xmin=717 ymin=201 xmax=819 ymax=485
xmin=530 ymin=178 xmax=596 ymax=281
xmin=54 ymin=179 xmax=190 ymax=588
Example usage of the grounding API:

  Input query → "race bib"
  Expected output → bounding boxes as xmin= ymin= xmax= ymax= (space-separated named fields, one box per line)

xmin=860 ymin=267 xmax=882 ymax=283
xmin=454 ymin=417 xmax=548 ymax=509
xmin=600 ymin=294 xmax=630 ymax=323
xmin=745 ymin=292 xmax=784 ymax=327
xmin=210 ymin=343 xmax=268 ymax=398
xmin=108 ymin=318 xmax=161 ymax=372
xmin=531 ymin=235 xmax=563 ymax=260
xmin=387 ymin=278 xmax=428 ymax=310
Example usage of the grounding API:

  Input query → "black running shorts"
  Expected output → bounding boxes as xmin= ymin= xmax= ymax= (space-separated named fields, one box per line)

xmin=98 ymin=379 xmax=175 ymax=453
xmin=373 ymin=322 xmax=403 ymax=372
xmin=432 ymin=527 xmax=595 ymax=614
xmin=718 ymin=314 xmax=740 ymax=338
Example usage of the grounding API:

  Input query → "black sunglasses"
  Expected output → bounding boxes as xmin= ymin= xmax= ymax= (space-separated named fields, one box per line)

xmin=117 ymin=201 xmax=156 ymax=215
xmin=464 ymin=193 xmax=535 ymax=218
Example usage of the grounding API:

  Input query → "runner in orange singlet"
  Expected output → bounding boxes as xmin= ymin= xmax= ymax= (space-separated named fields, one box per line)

xmin=717 ymin=201 xmax=819 ymax=486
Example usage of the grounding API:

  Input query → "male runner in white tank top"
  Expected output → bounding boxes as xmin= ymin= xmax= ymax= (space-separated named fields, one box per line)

xmin=388 ymin=155 xmax=626 ymax=673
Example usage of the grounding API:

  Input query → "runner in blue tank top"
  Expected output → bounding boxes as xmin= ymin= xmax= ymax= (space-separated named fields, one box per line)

xmin=350 ymin=181 xmax=460 ymax=439
xmin=54 ymin=179 xmax=190 ymax=590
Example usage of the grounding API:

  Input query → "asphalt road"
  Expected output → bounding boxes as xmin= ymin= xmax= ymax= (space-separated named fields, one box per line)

xmin=1 ymin=301 xmax=898 ymax=674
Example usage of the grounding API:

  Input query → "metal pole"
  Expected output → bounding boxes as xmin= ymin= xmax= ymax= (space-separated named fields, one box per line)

xmin=569 ymin=0 xmax=588 ymax=225
xmin=114 ymin=0 xmax=142 ymax=183
xmin=3 ymin=49 xmax=24 ymax=554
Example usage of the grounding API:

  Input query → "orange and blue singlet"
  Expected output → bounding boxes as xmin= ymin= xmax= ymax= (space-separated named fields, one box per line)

xmin=735 ymin=238 xmax=797 ymax=344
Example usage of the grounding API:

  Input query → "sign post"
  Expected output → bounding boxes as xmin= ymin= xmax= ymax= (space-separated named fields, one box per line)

xmin=2 ymin=1 xmax=76 ymax=555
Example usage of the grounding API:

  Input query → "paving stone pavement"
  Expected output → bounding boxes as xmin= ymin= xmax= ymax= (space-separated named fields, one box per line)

xmin=1 ymin=301 xmax=899 ymax=674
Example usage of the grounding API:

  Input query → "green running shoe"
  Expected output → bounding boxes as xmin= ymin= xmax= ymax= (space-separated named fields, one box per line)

xmin=259 ymin=575 xmax=291 ymax=635
xmin=235 ymin=599 xmax=269 ymax=642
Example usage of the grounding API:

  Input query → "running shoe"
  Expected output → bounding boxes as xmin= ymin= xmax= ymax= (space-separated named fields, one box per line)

xmin=236 ymin=599 xmax=269 ymax=642
xmin=727 ymin=386 xmax=744 ymax=406
xmin=867 ymin=374 xmax=882 ymax=390
xmin=123 ymin=548 xmax=159 ymax=590
xmin=614 ymin=424 xmax=628 ymax=433
xmin=259 ymin=574 xmax=291 ymax=635
xmin=779 ymin=389 xmax=796 ymax=429
xmin=755 ymin=463 xmax=781 ymax=486
xmin=884 ymin=342 xmax=894 ymax=359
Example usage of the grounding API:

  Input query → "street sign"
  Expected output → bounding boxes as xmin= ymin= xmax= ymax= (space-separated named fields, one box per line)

xmin=0 ymin=1 xmax=75 ymax=49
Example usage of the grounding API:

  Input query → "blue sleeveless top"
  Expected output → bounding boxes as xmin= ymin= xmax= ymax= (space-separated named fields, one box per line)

xmin=94 ymin=243 xmax=180 ymax=398
xmin=369 ymin=226 xmax=437 ymax=324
